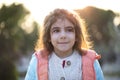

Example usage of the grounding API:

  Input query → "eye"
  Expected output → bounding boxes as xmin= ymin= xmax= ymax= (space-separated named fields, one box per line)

xmin=53 ymin=29 xmax=60 ymax=33
xmin=51 ymin=27 xmax=60 ymax=33
xmin=66 ymin=27 xmax=75 ymax=32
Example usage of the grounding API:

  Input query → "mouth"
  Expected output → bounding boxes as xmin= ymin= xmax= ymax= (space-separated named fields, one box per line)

xmin=58 ymin=42 xmax=68 ymax=44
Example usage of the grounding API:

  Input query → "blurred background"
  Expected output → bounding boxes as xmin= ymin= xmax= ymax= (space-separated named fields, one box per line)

xmin=0 ymin=0 xmax=120 ymax=80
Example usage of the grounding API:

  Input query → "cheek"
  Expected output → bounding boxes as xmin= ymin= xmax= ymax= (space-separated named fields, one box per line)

xmin=50 ymin=34 xmax=58 ymax=41
xmin=69 ymin=33 xmax=75 ymax=40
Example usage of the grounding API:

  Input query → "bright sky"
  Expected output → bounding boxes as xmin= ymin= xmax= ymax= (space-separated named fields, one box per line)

xmin=0 ymin=0 xmax=120 ymax=24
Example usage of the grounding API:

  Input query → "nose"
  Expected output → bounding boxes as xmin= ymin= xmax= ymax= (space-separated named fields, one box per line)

xmin=60 ymin=30 xmax=66 ymax=39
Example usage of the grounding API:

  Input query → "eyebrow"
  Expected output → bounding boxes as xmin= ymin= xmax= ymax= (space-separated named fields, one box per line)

xmin=65 ymin=26 xmax=74 ymax=28
xmin=51 ymin=27 xmax=60 ymax=30
xmin=51 ymin=26 xmax=74 ymax=30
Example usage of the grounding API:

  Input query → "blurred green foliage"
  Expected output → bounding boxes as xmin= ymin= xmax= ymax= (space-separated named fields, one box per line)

xmin=75 ymin=6 xmax=120 ymax=65
xmin=0 ymin=3 xmax=39 ymax=80
xmin=0 ymin=56 xmax=18 ymax=80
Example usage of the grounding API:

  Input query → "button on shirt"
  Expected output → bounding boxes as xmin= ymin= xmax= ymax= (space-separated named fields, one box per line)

xmin=48 ymin=50 xmax=82 ymax=80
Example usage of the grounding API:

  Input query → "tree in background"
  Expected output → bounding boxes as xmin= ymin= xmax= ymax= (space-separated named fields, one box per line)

xmin=0 ymin=3 xmax=39 ymax=80
xmin=75 ymin=6 xmax=119 ymax=65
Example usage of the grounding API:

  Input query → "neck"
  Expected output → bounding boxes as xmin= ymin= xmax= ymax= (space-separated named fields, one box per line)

xmin=54 ymin=49 xmax=74 ymax=59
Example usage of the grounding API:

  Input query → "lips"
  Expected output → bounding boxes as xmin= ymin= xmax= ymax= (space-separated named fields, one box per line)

xmin=58 ymin=42 xmax=68 ymax=44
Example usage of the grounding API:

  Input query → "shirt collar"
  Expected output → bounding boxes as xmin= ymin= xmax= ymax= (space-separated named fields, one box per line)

xmin=49 ymin=50 xmax=81 ymax=64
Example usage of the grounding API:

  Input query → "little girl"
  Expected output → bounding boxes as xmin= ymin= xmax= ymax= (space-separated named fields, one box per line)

xmin=25 ymin=8 xmax=104 ymax=80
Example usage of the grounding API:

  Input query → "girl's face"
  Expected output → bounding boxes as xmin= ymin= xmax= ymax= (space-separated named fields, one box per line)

xmin=50 ymin=18 xmax=75 ymax=58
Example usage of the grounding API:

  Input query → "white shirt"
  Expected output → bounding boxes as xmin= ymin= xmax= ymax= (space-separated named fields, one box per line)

xmin=48 ymin=50 xmax=82 ymax=80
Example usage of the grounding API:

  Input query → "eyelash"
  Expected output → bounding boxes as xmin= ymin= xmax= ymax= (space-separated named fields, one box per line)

xmin=66 ymin=28 xmax=74 ymax=32
xmin=53 ymin=29 xmax=60 ymax=33
xmin=52 ymin=28 xmax=74 ymax=33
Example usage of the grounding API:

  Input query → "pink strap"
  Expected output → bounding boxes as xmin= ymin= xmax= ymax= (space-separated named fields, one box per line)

xmin=35 ymin=50 xmax=48 ymax=80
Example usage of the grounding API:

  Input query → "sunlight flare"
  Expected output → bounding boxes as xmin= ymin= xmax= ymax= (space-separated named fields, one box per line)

xmin=0 ymin=0 xmax=120 ymax=24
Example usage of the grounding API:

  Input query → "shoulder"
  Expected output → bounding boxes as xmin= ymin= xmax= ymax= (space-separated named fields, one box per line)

xmin=29 ymin=53 xmax=37 ymax=65
xmin=34 ymin=49 xmax=48 ymax=56
xmin=82 ymin=49 xmax=101 ymax=60
xmin=25 ymin=53 xmax=37 ymax=80
xmin=82 ymin=48 xmax=96 ymax=54
xmin=34 ymin=49 xmax=49 ymax=60
xmin=94 ymin=60 xmax=104 ymax=80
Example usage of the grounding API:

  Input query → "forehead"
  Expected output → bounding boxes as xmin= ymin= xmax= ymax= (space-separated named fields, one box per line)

xmin=51 ymin=18 xmax=74 ymax=28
